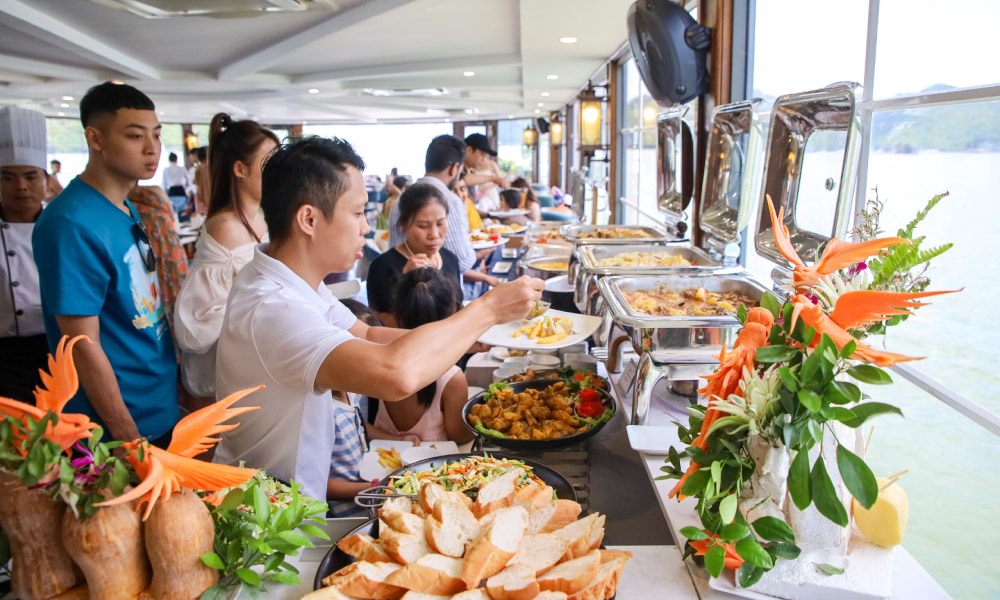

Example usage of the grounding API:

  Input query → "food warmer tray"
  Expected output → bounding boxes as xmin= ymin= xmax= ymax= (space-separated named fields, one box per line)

xmin=559 ymin=223 xmax=678 ymax=245
xmin=519 ymin=255 xmax=571 ymax=280
xmin=573 ymin=243 xmax=739 ymax=319
xmin=598 ymin=274 xmax=770 ymax=425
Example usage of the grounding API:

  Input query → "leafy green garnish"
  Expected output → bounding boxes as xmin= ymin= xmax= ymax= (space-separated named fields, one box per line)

xmin=473 ymin=421 xmax=507 ymax=439
xmin=484 ymin=381 xmax=508 ymax=400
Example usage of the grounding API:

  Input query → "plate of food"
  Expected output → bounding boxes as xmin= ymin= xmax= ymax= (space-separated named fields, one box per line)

xmin=316 ymin=454 xmax=631 ymax=599
xmin=488 ymin=208 xmax=530 ymax=218
xmin=483 ymin=223 xmax=527 ymax=236
xmin=463 ymin=378 xmax=616 ymax=450
xmin=358 ymin=440 xmax=460 ymax=481
xmin=469 ymin=230 xmax=509 ymax=250
xmin=477 ymin=308 xmax=602 ymax=350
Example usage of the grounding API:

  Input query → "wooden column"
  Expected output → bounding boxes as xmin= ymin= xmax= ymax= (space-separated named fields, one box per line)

xmin=181 ymin=124 xmax=196 ymax=168
xmin=290 ymin=124 xmax=303 ymax=138
xmin=607 ymin=59 xmax=620 ymax=224
xmin=549 ymin=112 xmax=561 ymax=189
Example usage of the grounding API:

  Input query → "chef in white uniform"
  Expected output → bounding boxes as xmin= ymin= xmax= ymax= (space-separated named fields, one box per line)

xmin=0 ymin=106 xmax=49 ymax=402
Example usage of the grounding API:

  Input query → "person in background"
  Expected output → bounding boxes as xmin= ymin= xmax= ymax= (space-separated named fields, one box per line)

xmin=463 ymin=133 xmax=509 ymax=192
xmin=367 ymin=183 xmax=462 ymax=326
xmin=0 ymin=107 xmax=50 ymax=402
xmin=388 ymin=135 xmax=498 ymax=293
xmin=161 ymin=151 xmax=190 ymax=215
xmin=380 ymin=175 xmax=408 ymax=219
xmin=499 ymin=189 xmax=531 ymax=227
xmin=193 ymin=146 xmax=210 ymax=215
xmin=372 ymin=267 xmax=474 ymax=444
xmin=510 ymin=176 xmax=543 ymax=222
xmin=452 ymin=172 xmax=482 ymax=232
xmin=46 ymin=159 xmax=64 ymax=200
xmin=213 ymin=135 xmax=543 ymax=502
xmin=32 ymin=81 xmax=178 ymax=444
xmin=173 ymin=113 xmax=278 ymax=402
xmin=127 ymin=183 xmax=188 ymax=351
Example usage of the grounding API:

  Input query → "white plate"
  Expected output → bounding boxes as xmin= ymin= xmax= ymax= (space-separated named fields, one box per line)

xmin=484 ymin=225 xmax=527 ymax=236
xmin=488 ymin=209 xmax=529 ymax=218
xmin=544 ymin=275 xmax=574 ymax=293
xmin=489 ymin=346 xmax=529 ymax=361
xmin=477 ymin=309 xmax=602 ymax=350
xmin=358 ymin=440 xmax=459 ymax=481
xmin=470 ymin=236 xmax=509 ymax=250
xmin=626 ymin=425 xmax=684 ymax=456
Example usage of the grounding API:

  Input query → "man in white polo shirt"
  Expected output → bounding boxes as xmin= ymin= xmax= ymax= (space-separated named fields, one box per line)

xmin=214 ymin=136 xmax=543 ymax=501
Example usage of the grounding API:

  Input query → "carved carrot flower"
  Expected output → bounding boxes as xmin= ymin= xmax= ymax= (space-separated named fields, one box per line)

xmin=0 ymin=335 xmax=98 ymax=452
xmin=96 ymin=386 xmax=263 ymax=520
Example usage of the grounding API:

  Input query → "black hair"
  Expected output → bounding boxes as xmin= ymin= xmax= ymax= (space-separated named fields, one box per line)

xmin=397 ymin=183 xmax=448 ymax=229
xmin=79 ymin=81 xmax=155 ymax=128
xmin=341 ymin=298 xmax=382 ymax=327
xmin=424 ymin=135 xmax=466 ymax=173
xmin=500 ymin=188 xmax=522 ymax=210
xmin=510 ymin=177 xmax=539 ymax=205
xmin=197 ymin=146 xmax=207 ymax=161
xmin=391 ymin=267 xmax=462 ymax=407
xmin=261 ymin=135 xmax=366 ymax=244
xmin=50 ymin=159 xmax=61 ymax=166
xmin=207 ymin=112 xmax=280 ymax=242
xmin=168 ymin=152 xmax=178 ymax=162
xmin=392 ymin=176 xmax=409 ymax=191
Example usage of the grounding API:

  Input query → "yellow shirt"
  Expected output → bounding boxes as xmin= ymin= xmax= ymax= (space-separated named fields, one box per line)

xmin=466 ymin=196 xmax=483 ymax=231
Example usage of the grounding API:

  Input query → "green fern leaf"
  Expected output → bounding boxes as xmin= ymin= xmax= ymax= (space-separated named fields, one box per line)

xmin=898 ymin=192 xmax=949 ymax=239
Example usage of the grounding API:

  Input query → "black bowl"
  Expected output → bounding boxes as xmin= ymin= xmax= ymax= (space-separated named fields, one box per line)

xmin=462 ymin=378 xmax=616 ymax=451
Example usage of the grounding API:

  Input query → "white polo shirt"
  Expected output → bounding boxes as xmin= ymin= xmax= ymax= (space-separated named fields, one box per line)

xmin=214 ymin=244 xmax=358 ymax=501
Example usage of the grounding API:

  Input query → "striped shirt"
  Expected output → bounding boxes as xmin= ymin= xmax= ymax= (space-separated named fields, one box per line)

xmin=328 ymin=393 xmax=369 ymax=517
xmin=388 ymin=175 xmax=476 ymax=272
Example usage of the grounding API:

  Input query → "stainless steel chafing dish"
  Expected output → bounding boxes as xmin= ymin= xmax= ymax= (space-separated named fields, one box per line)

xmin=599 ymin=274 xmax=769 ymax=425
xmin=521 ymin=243 xmax=572 ymax=262
xmin=562 ymin=224 xmax=680 ymax=287
xmin=519 ymin=256 xmax=571 ymax=280
xmin=574 ymin=244 xmax=731 ymax=318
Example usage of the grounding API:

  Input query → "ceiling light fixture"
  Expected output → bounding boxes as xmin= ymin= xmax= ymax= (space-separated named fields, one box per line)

xmin=59 ymin=103 xmax=69 ymax=108
xmin=111 ymin=80 xmax=124 ymax=84
xmin=534 ymin=109 xmax=541 ymax=114
xmin=463 ymin=71 xmax=475 ymax=77
xmin=308 ymin=88 xmax=319 ymax=94
xmin=559 ymin=36 xmax=578 ymax=44
xmin=537 ymin=102 xmax=544 ymax=107
xmin=62 ymin=95 xmax=73 ymax=101
xmin=547 ymin=74 xmax=559 ymax=80
xmin=508 ymin=114 xmax=514 ymax=119
xmin=541 ymin=92 xmax=550 ymax=97
xmin=57 ymin=112 xmax=65 ymax=117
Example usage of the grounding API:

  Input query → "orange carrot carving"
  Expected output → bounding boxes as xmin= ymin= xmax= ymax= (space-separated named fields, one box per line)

xmin=669 ymin=308 xmax=774 ymax=500
xmin=767 ymin=196 xmax=910 ymax=291
xmin=0 ymin=335 xmax=98 ymax=452
xmin=96 ymin=387 xmax=263 ymax=519
xmin=689 ymin=532 xmax=745 ymax=570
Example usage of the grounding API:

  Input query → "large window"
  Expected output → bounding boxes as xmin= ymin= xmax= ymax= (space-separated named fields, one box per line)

xmin=497 ymin=119 xmax=534 ymax=181
xmin=618 ymin=58 xmax=660 ymax=227
xmin=302 ymin=122 xmax=452 ymax=182
xmin=747 ymin=2 xmax=1000 ymax=597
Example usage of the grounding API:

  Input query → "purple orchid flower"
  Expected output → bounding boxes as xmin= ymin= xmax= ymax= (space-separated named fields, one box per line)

xmin=847 ymin=261 xmax=868 ymax=278
xmin=70 ymin=442 xmax=94 ymax=469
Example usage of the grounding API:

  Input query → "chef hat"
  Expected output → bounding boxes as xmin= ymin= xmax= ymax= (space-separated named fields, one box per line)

xmin=0 ymin=106 xmax=48 ymax=170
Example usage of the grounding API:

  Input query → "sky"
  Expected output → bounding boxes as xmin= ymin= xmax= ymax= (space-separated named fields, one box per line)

xmin=753 ymin=0 xmax=1000 ymax=99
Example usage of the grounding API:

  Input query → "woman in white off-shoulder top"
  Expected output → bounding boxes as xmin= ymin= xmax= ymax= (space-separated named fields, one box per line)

xmin=173 ymin=113 xmax=279 ymax=398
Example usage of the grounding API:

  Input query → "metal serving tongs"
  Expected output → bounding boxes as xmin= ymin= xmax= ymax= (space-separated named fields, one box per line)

xmin=353 ymin=485 xmax=416 ymax=509
xmin=526 ymin=299 xmax=551 ymax=320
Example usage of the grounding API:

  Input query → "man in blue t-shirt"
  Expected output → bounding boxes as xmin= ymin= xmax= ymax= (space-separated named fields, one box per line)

xmin=32 ymin=82 xmax=178 ymax=444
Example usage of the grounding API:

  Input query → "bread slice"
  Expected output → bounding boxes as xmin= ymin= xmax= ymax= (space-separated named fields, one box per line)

xmin=528 ymin=499 xmax=582 ymax=534
xmin=384 ymin=553 xmax=466 ymax=596
xmin=399 ymin=592 xmax=451 ymax=600
xmin=597 ymin=549 xmax=633 ymax=564
xmin=337 ymin=532 xmax=393 ymax=563
xmin=551 ymin=513 xmax=600 ymax=561
xmin=473 ymin=468 xmax=522 ymax=518
xmin=461 ymin=506 xmax=529 ymax=589
xmin=300 ymin=586 xmax=363 ymax=600
xmin=513 ymin=484 xmax=555 ymax=509
xmin=322 ymin=561 xmax=405 ymax=600
xmin=425 ymin=500 xmax=480 ymax=558
xmin=383 ymin=510 xmax=426 ymax=536
xmin=587 ymin=515 xmax=606 ymax=551
xmin=380 ymin=524 xmax=432 ymax=565
xmin=380 ymin=496 xmax=413 ymax=516
xmin=537 ymin=550 xmax=601 ymax=595
xmin=599 ymin=553 xmax=631 ymax=600
xmin=566 ymin=555 xmax=629 ymax=600
xmin=535 ymin=593 xmax=569 ymax=599
xmin=451 ymin=589 xmax=491 ymax=600
xmin=418 ymin=481 xmax=474 ymax=514
xmin=506 ymin=533 xmax=569 ymax=576
xmin=486 ymin=564 xmax=540 ymax=600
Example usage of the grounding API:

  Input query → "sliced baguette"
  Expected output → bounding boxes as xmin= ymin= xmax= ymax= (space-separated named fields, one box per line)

xmin=383 ymin=510 xmax=427 ymax=536
xmin=506 ymin=533 xmax=569 ymax=576
xmin=537 ymin=549 xmax=601 ymax=595
xmin=473 ymin=468 xmax=522 ymax=518
xmin=486 ymin=564 xmax=540 ymax=600
xmin=380 ymin=496 xmax=413 ymax=516
xmin=384 ymin=553 xmax=466 ymax=596
xmin=322 ymin=561 xmax=405 ymax=600
xmin=461 ymin=506 xmax=529 ymax=589
xmin=529 ymin=499 xmax=582 ymax=534
xmin=300 ymin=586 xmax=363 ymax=600
xmin=400 ymin=593 xmax=451 ymax=600
xmin=451 ymin=589 xmax=491 ymax=600
xmin=513 ymin=484 xmax=555 ymax=509
xmin=551 ymin=513 xmax=600 ymax=561
xmin=380 ymin=525 xmax=432 ymax=565
xmin=337 ymin=532 xmax=393 ymax=563
xmin=587 ymin=515 xmax=606 ymax=551
xmin=418 ymin=481 xmax=474 ymax=514
xmin=566 ymin=556 xmax=629 ymax=600
xmin=597 ymin=549 xmax=633 ymax=564
xmin=425 ymin=499 xmax=480 ymax=558
xmin=535 ymin=593 xmax=569 ymax=599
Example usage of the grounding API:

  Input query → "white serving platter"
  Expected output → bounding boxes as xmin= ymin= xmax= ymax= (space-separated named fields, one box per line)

xmin=477 ymin=309 xmax=602 ymax=350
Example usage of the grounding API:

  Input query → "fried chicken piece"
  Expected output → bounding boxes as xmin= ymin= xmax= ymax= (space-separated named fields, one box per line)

xmin=510 ymin=421 xmax=527 ymax=437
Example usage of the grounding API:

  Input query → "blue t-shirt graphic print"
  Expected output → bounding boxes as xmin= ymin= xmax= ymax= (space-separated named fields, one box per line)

xmin=33 ymin=177 xmax=178 ymax=440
